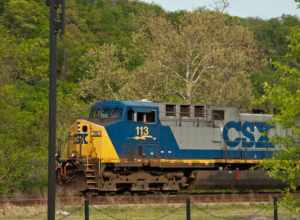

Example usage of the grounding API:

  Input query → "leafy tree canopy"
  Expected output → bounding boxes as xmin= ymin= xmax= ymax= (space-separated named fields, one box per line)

xmin=262 ymin=26 xmax=300 ymax=211
xmin=0 ymin=0 xmax=299 ymax=195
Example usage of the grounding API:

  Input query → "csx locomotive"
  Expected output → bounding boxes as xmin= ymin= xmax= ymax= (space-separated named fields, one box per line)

xmin=57 ymin=100 xmax=288 ymax=193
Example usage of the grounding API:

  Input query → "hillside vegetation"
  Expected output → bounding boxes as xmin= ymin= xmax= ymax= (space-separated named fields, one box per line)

xmin=0 ymin=0 xmax=299 ymax=195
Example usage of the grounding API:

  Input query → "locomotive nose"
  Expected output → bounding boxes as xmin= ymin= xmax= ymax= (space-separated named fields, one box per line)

xmin=76 ymin=120 xmax=88 ymax=133
xmin=74 ymin=121 xmax=89 ymax=145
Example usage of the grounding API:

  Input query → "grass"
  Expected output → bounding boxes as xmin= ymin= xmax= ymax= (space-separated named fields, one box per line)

xmin=0 ymin=202 xmax=298 ymax=220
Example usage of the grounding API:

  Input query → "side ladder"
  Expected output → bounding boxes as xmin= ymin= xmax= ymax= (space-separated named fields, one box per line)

xmin=84 ymin=157 xmax=100 ymax=192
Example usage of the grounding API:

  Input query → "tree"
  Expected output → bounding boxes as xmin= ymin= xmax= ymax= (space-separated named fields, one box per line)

xmin=0 ymin=25 xmax=17 ymax=86
xmin=0 ymin=0 xmax=298 ymax=195
xmin=0 ymin=82 xmax=48 ymax=193
xmin=244 ymin=15 xmax=300 ymax=100
xmin=78 ymin=44 xmax=130 ymax=103
xmin=0 ymin=0 xmax=165 ymax=195
xmin=262 ymin=27 xmax=300 ymax=211
xmin=131 ymin=11 xmax=260 ymax=106
xmin=2 ymin=0 xmax=48 ymax=38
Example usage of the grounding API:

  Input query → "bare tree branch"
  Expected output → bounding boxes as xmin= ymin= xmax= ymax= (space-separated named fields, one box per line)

xmin=160 ymin=62 xmax=190 ymax=84
xmin=213 ymin=0 xmax=230 ymax=13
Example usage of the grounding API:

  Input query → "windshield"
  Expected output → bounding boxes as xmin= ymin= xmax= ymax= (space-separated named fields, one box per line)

xmin=90 ymin=108 xmax=123 ymax=121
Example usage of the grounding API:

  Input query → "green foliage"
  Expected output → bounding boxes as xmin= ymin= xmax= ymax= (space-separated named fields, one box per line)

xmin=0 ymin=80 xmax=86 ymax=193
xmin=0 ymin=24 xmax=17 ymax=85
xmin=242 ymin=15 xmax=300 ymax=100
xmin=15 ymin=38 xmax=49 ymax=82
xmin=131 ymin=11 xmax=259 ymax=106
xmin=0 ymin=0 xmax=298 ymax=195
xmin=0 ymin=82 xmax=48 ymax=193
xmin=2 ymin=0 xmax=48 ymax=38
xmin=261 ymin=26 xmax=300 ymax=212
xmin=78 ymin=44 xmax=130 ymax=102
xmin=0 ymin=1 xmax=6 ymax=15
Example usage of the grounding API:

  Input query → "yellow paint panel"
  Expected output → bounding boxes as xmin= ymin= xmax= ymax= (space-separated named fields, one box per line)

xmin=64 ymin=119 xmax=120 ymax=163
xmin=78 ymin=119 xmax=120 ymax=163
xmin=96 ymin=125 xmax=120 ymax=163
xmin=120 ymin=158 xmax=261 ymax=165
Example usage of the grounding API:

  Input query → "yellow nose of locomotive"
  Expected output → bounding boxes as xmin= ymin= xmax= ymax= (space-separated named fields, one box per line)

xmin=66 ymin=119 xmax=97 ymax=158
xmin=65 ymin=119 xmax=120 ymax=163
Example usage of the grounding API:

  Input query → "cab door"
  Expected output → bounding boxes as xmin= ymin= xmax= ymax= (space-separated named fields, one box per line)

xmin=123 ymin=108 xmax=161 ymax=159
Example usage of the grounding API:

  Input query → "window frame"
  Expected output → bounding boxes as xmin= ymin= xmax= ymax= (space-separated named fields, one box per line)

xmin=194 ymin=105 xmax=206 ymax=118
xmin=90 ymin=107 xmax=123 ymax=121
xmin=180 ymin=105 xmax=191 ymax=117
xmin=166 ymin=104 xmax=176 ymax=117
xmin=212 ymin=109 xmax=225 ymax=121
xmin=127 ymin=108 xmax=158 ymax=124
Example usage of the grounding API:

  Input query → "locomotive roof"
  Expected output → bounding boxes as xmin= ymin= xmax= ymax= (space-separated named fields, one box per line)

xmin=91 ymin=100 xmax=159 ymax=110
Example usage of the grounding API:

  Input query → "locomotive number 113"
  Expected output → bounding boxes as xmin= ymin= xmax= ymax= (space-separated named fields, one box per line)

xmin=136 ymin=126 xmax=150 ymax=137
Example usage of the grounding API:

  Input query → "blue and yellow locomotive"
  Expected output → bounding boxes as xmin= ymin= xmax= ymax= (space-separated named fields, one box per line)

xmin=58 ymin=100 xmax=286 ymax=192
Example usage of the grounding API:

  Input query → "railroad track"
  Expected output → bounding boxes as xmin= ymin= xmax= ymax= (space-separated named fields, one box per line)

xmin=0 ymin=192 xmax=286 ymax=206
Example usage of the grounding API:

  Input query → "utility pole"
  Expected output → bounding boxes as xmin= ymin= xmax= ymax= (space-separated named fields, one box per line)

xmin=84 ymin=197 xmax=90 ymax=220
xmin=46 ymin=0 xmax=65 ymax=219
xmin=186 ymin=198 xmax=191 ymax=220
xmin=273 ymin=197 xmax=278 ymax=220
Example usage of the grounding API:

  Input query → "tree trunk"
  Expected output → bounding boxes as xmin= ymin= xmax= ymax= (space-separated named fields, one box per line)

xmin=186 ymin=82 xmax=193 ymax=104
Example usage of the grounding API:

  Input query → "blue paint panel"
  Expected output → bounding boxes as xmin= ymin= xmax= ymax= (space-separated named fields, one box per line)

xmin=106 ymin=120 xmax=162 ymax=158
xmin=93 ymin=101 xmax=275 ymax=161
xmin=106 ymin=121 xmax=274 ymax=160
xmin=223 ymin=121 xmax=242 ymax=148
xmin=242 ymin=121 xmax=255 ymax=148
xmin=255 ymin=122 xmax=274 ymax=148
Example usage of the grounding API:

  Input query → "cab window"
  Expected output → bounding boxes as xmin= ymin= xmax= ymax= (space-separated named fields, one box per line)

xmin=128 ymin=109 xmax=156 ymax=123
xmin=90 ymin=108 xmax=122 ymax=121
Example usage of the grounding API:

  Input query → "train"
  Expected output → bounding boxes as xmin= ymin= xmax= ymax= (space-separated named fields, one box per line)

xmin=56 ymin=100 xmax=288 ymax=194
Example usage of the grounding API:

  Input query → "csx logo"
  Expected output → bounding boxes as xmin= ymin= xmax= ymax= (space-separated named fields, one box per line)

xmin=222 ymin=121 xmax=273 ymax=148
xmin=75 ymin=133 xmax=88 ymax=144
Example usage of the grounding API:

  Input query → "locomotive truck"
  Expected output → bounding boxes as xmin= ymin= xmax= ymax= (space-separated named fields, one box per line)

xmin=57 ymin=100 xmax=288 ymax=193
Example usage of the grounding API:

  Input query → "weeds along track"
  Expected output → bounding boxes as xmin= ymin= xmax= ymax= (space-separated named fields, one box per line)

xmin=0 ymin=192 xmax=286 ymax=206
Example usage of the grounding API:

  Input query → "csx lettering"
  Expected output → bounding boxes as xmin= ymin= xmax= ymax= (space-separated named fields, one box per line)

xmin=75 ymin=133 xmax=88 ymax=144
xmin=222 ymin=121 xmax=273 ymax=148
